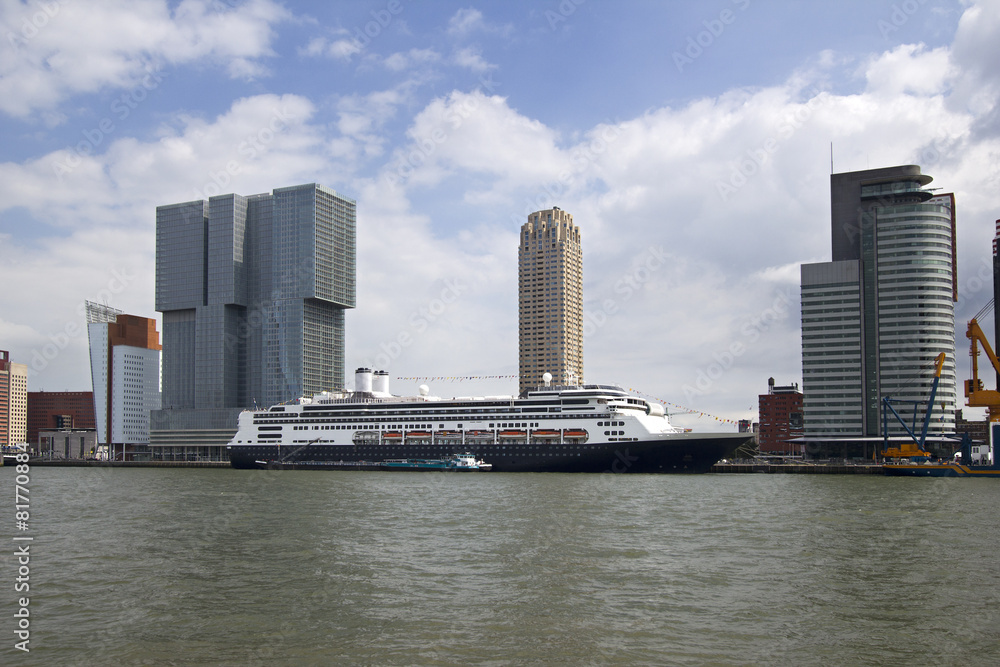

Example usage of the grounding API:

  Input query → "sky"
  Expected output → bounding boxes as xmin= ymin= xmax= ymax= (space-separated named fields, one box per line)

xmin=1 ymin=0 xmax=999 ymax=430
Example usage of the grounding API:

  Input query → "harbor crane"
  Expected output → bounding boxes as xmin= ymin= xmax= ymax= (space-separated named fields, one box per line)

xmin=965 ymin=300 xmax=1000 ymax=423
xmin=880 ymin=352 xmax=946 ymax=460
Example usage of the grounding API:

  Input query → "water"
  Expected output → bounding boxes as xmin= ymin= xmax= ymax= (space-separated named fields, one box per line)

xmin=3 ymin=467 xmax=999 ymax=666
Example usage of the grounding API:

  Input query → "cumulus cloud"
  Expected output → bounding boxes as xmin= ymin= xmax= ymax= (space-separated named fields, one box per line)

xmin=862 ymin=44 xmax=955 ymax=97
xmin=446 ymin=6 xmax=513 ymax=39
xmin=4 ymin=0 xmax=1000 ymax=423
xmin=383 ymin=48 xmax=442 ymax=71
xmin=0 ymin=0 xmax=291 ymax=117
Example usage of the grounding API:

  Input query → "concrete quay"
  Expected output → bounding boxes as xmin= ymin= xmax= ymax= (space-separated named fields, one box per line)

xmin=9 ymin=459 xmax=884 ymax=473
xmin=712 ymin=462 xmax=884 ymax=474
xmin=16 ymin=459 xmax=230 ymax=468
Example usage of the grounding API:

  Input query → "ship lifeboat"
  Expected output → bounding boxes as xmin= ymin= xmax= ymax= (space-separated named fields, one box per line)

xmin=498 ymin=430 xmax=527 ymax=439
xmin=563 ymin=429 xmax=589 ymax=443
xmin=405 ymin=431 xmax=432 ymax=440
xmin=382 ymin=431 xmax=403 ymax=440
xmin=531 ymin=430 xmax=561 ymax=439
xmin=435 ymin=430 xmax=463 ymax=440
xmin=466 ymin=430 xmax=494 ymax=440
xmin=353 ymin=430 xmax=379 ymax=444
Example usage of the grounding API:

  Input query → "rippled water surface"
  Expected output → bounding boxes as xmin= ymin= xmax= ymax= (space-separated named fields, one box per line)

xmin=2 ymin=467 xmax=999 ymax=665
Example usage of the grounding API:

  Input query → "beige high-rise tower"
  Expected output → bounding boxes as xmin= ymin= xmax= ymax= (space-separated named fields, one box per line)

xmin=518 ymin=207 xmax=583 ymax=394
xmin=0 ymin=350 xmax=28 ymax=448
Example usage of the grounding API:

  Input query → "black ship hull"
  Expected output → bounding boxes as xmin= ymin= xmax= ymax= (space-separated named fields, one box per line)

xmin=229 ymin=432 xmax=749 ymax=473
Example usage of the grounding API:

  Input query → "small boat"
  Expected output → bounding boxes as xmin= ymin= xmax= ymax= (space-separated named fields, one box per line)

xmin=382 ymin=431 xmax=403 ymax=440
xmin=452 ymin=452 xmax=491 ymax=471
xmin=465 ymin=430 xmax=494 ymax=440
xmin=405 ymin=431 xmax=432 ymax=440
xmin=532 ymin=429 xmax=561 ymax=439
xmin=498 ymin=430 xmax=527 ymax=439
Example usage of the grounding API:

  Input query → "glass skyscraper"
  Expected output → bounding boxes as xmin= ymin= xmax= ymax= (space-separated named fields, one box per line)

xmin=801 ymin=165 xmax=957 ymax=446
xmin=152 ymin=184 xmax=356 ymax=454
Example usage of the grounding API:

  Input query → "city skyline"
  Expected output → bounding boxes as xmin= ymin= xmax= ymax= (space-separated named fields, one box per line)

xmin=2 ymin=1 xmax=1000 ymax=429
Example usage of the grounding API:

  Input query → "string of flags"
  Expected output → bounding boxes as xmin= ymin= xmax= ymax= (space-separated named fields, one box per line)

xmin=397 ymin=375 xmax=519 ymax=382
xmin=627 ymin=388 xmax=744 ymax=427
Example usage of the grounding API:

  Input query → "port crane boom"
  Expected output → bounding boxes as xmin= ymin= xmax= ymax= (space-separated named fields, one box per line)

xmin=965 ymin=312 xmax=1000 ymax=423
xmin=880 ymin=352 xmax=946 ymax=460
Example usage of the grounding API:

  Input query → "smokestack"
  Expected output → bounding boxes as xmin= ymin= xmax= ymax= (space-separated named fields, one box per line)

xmin=354 ymin=367 xmax=373 ymax=393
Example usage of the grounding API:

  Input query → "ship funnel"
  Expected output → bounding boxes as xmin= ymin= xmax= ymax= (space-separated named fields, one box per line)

xmin=373 ymin=370 xmax=389 ymax=394
xmin=355 ymin=367 xmax=373 ymax=393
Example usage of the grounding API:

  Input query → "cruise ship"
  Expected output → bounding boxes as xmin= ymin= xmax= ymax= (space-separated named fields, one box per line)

xmin=227 ymin=368 xmax=751 ymax=473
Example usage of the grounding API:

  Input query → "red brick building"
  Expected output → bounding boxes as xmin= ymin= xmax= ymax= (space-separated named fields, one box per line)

xmin=27 ymin=391 xmax=96 ymax=447
xmin=758 ymin=378 xmax=804 ymax=454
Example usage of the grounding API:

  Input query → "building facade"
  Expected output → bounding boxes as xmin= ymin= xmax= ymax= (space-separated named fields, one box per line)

xmin=38 ymin=429 xmax=99 ymax=460
xmin=518 ymin=207 xmax=583 ymax=394
xmin=757 ymin=379 xmax=804 ymax=454
xmin=151 ymin=183 xmax=356 ymax=459
xmin=801 ymin=165 xmax=957 ymax=450
xmin=0 ymin=350 xmax=28 ymax=448
xmin=26 ymin=391 xmax=96 ymax=447
xmin=86 ymin=303 xmax=162 ymax=447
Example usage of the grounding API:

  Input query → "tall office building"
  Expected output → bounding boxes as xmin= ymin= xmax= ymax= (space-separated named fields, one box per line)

xmin=800 ymin=165 xmax=957 ymax=450
xmin=152 ymin=183 xmax=356 ymax=459
xmin=518 ymin=207 xmax=583 ymax=394
xmin=86 ymin=302 xmax=162 ymax=448
xmin=0 ymin=350 xmax=28 ymax=448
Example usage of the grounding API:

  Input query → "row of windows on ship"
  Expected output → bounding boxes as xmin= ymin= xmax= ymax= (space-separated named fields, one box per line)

xmin=253 ymin=411 xmax=617 ymax=425
xmin=278 ymin=419 xmax=629 ymax=431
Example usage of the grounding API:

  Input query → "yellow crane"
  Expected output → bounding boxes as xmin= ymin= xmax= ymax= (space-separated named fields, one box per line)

xmin=880 ymin=352 xmax=946 ymax=460
xmin=965 ymin=313 xmax=1000 ymax=422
